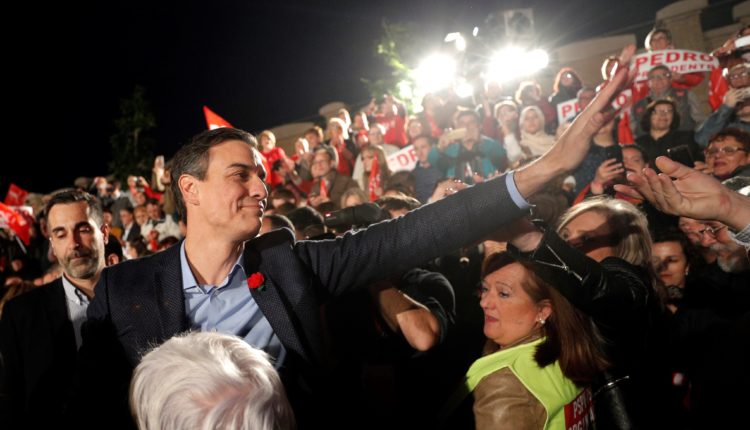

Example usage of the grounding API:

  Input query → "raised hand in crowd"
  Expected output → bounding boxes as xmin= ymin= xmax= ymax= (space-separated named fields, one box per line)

xmin=590 ymin=158 xmax=625 ymax=194
xmin=515 ymin=44 xmax=636 ymax=198
xmin=615 ymin=156 xmax=750 ymax=231
xmin=428 ymin=178 xmax=467 ymax=202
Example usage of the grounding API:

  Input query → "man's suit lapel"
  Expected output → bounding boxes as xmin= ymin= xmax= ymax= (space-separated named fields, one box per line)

xmin=244 ymin=237 xmax=315 ymax=365
xmin=152 ymin=242 xmax=187 ymax=339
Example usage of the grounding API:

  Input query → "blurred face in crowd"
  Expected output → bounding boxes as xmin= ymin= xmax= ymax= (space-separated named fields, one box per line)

xmin=304 ymin=132 xmax=321 ymax=149
xmin=480 ymin=263 xmax=550 ymax=348
xmin=311 ymin=150 xmax=335 ymax=179
xmin=560 ymin=72 xmax=575 ymax=87
xmin=648 ymin=31 xmax=671 ymax=50
xmin=521 ymin=85 xmax=540 ymax=103
xmin=407 ymin=119 xmax=423 ymax=139
xmin=456 ymin=115 xmax=480 ymax=146
xmin=362 ymin=148 xmax=377 ymax=172
xmin=48 ymin=201 xmax=108 ymax=283
xmin=648 ymin=68 xmax=672 ymax=95
xmin=652 ymin=241 xmax=688 ymax=288
xmin=496 ymin=105 xmax=518 ymax=128
xmin=708 ymin=221 xmax=750 ymax=273
xmin=457 ymin=113 xmax=480 ymax=146
xmin=679 ymin=217 xmax=719 ymax=249
xmin=577 ymin=89 xmax=596 ymax=111
xmin=649 ymin=102 xmax=674 ymax=132
xmin=368 ymin=126 xmax=384 ymax=146
xmin=185 ymin=140 xmax=268 ymax=242
xmin=422 ymin=93 xmax=442 ymax=112
xmin=328 ymin=121 xmax=343 ymax=139
xmin=134 ymin=207 xmax=149 ymax=226
xmin=120 ymin=209 xmax=134 ymax=227
xmin=560 ymin=210 xmax=616 ymax=262
xmin=260 ymin=134 xmax=275 ymax=152
xmin=355 ymin=133 xmax=369 ymax=149
xmin=146 ymin=203 xmax=163 ymax=221
xmin=353 ymin=113 xmax=367 ymax=130
xmin=485 ymin=81 xmax=502 ymax=101
xmin=622 ymin=147 xmax=647 ymax=175
xmin=705 ymin=136 xmax=750 ymax=178
xmin=413 ymin=136 xmax=432 ymax=165
xmin=294 ymin=138 xmax=309 ymax=155
xmin=134 ymin=192 xmax=147 ymax=207
xmin=727 ymin=66 xmax=750 ymax=89
xmin=521 ymin=110 xmax=543 ymax=135
xmin=102 ymin=211 xmax=113 ymax=226
xmin=343 ymin=193 xmax=364 ymax=208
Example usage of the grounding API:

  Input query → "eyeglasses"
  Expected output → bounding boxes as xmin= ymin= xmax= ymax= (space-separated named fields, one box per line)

xmin=652 ymin=108 xmax=674 ymax=115
xmin=682 ymin=224 xmax=726 ymax=240
xmin=648 ymin=73 xmax=671 ymax=81
xmin=728 ymin=71 xmax=749 ymax=80
xmin=704 ymin=146 xmax=747 ymax=157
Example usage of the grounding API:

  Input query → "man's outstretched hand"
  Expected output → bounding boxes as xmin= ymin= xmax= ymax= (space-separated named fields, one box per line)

xmin=515 ymin=44 xmax=637 ymax=199
xmin=615 ymin=156 xmax=750 ymax=231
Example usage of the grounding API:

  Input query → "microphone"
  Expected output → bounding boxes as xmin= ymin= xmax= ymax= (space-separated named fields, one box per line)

xmin=323 ymin=203 xmax=387 ymax=228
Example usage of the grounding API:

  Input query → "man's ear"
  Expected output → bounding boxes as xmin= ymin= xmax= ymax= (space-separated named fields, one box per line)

xmin=100 ymin=223 xmax=110 ymax=245
xmin=179 ymin=174 xmax=200 ymax=207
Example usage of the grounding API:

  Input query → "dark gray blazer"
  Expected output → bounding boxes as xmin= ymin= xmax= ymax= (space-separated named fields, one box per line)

xmin=78 ymin=174 xmax=527 ymax=427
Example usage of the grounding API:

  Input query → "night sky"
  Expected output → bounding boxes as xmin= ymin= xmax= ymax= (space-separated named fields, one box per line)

xmin=3 ymin=0 xmax=739 ymax=194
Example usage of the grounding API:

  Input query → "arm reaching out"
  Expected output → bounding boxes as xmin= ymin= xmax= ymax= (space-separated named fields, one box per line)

xmin=614 ymin=156 xmax=750 ymax=231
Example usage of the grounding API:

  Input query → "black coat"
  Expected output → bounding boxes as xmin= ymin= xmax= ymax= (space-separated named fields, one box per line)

xmin=0 ymin=279 xmax=77 ymax=428
xmin=77 ymin=174 xmax=528 ymax=428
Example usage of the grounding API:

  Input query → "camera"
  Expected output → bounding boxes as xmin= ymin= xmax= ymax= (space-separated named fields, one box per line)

xmin=272 ymin=159 xmax=283 ymax=171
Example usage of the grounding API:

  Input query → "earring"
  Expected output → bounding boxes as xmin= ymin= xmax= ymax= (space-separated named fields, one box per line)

xmin=538 ymin=319 xmax=546 ymax=325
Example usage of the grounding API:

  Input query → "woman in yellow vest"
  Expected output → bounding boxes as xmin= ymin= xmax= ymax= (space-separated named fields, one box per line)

xmin=468 ymin=252 xmax=608 ymax=429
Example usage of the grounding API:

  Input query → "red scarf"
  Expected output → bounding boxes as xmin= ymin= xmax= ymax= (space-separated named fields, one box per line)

xmin=368 ymin=157 xmax=380 ymax=202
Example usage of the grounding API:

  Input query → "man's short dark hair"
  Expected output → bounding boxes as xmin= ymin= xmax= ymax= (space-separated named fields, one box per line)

xmin=376 ymin=195 xmax=421 ymax=216
xmin=286 ymin=206 xmax=324 ymax=234
xmin=455 ymin=109 xmax=480 ymax=124
xmin=648 ymin=64 xmax=671 ymax=78
xmin=411 ymin=134 xmax=435 ymax=146
xmin=640 ymin=99 xmax=681 ymax=132
xmin=304 ymin=126 xmax=324 ymax=141
xmin=264 ymin=214 xmax=295 ymax=233
xmin=314 ymin=145 xmax=339 ymax=166
xmin=622 ymin=143 xmax=650 ymax=164
xmin=45 ymin=190 xmax=103 ymax=227
xmin=709 ymin=127 xmax=750 ymax=151
xmin=170 ymin=128 xmax=258 ymax=222
xmin=645 ymin=28 xmax=672 ymax=49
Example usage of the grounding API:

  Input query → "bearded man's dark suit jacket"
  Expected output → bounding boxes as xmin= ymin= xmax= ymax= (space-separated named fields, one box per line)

xmin=0 ymin=278 xmax=77 ymax=428
xmin=78 ymin=175 xmax=527 ymax=427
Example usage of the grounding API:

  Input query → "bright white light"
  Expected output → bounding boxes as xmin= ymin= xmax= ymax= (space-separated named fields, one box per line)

xmin=455 ymin=34 xmax=466 ymax=51
xmin=527 ymin=49 xmax=549 ymax=70
xmin=472 ymin=26 xmax=479 ymax=37
xmin=397 ymin=80 xmax=413 ymax=100
xmin=414 ymin=54 xmax=456 ymax=93
xmin=486 ymin=47 xmax=549 ymax=83
xmin=444 ymin=32 xmax=466 ymax=51
xmin=455 ymin=81 xmax=474 ymax=98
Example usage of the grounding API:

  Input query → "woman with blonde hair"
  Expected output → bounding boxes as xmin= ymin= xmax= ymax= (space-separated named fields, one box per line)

xmin=327 ymin=117 xmax=356 ymax=176
xmin=506 ymin=196 xmax=668 ymax=427
xmin=360 ymin=145 xmax=391 ymax=201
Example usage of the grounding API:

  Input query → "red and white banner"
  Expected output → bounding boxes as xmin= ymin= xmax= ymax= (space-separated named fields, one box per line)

xmin=557 ymin=98 xmax=579 ymax=126
xmin=556 ymin=89 xmax=633 ymax=126
xmin=0 ymin=203 xmax=31 ymax=245
xmin=631 ymin=49 xmax=718 ymax=82
xmin=4 ymin=183 xmax=29 ymax=206
xmin=386 ymin=144 xmax=417 ymax=173
xmin=203 ymin=105 xmax=234 ymax=130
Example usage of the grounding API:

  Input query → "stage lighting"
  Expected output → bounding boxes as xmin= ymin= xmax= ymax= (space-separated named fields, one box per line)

xmin=414 ymin=54 xmax=456 ymax=93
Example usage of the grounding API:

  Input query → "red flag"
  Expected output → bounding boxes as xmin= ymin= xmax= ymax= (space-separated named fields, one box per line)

xmin=368 ymin=156 xmax=380 ymax=202
xmin=203 ymin=106 xmax=234 ymax=130
xmin=4 ymin=183 xmax=29 ymax=206
xmin=0 ymin=202 xmax=31 ymax=245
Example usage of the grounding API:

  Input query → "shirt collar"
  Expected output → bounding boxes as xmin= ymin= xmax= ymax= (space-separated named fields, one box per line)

xmin=180 ymin=240 xmax=246 ymax=291
xmin=61 ymin=274 xmax=90 ymax=306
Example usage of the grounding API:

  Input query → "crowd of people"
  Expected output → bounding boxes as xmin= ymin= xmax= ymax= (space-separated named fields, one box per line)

xmin=1 ymin=25 xmax=750 ymax=430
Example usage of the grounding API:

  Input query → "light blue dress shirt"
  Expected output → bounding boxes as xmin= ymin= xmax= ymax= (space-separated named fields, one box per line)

xmin=180 ymin=241 xmax=286 ymax=367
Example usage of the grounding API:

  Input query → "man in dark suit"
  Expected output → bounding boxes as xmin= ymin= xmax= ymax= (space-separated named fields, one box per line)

xmin=80 ymin=51 xmax=633 ymax=427
xmin=0 ymin=190 xmax=109 ymax=428
xmin=119 ymin=205 xmax=140 ymax=242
